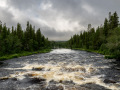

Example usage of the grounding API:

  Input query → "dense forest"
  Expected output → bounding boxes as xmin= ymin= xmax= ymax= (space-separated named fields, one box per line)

xmin=68 ymin=12 xmax=120 ymax=59
xmin=0 ymin=12 xmax=120 ymax=60
xmin=0 ymin=21 xmax=50 ymax=57
xmin=50 ymin=41 xmax=68 ymax=48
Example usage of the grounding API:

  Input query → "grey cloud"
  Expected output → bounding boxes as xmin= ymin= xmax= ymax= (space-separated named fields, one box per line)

xmin=0 ymin=8 xmax=16 ymax=27
xmin=40 ymin=27 xmax=80 ymax=41
xmin=0 ymin=0 xmax=120 ymax=41
xmin=8 ymin=0 xmax=42 ymax=10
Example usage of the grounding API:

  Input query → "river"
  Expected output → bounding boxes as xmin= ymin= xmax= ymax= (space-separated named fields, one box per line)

xmin=0 ymin=49 xmax=120 ymax=90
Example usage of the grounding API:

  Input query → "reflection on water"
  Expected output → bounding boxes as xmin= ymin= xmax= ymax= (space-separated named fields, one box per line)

xmin=50 ymin=49 xmax=75 ymax=54
xmin=0 ymin=49 xmax=120 ymax=90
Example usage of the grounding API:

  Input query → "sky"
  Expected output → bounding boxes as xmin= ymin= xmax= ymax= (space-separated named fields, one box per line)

xmin=0 ymin=0 xmax=120 ymax=41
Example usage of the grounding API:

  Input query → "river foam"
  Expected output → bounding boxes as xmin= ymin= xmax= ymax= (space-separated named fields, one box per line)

xmin=1 ymin=61 xmax=120 ymax=90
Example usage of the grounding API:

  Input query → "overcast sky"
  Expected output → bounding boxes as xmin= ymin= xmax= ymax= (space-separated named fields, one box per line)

xmin=0 ymin=0 xmax=120 ymax=41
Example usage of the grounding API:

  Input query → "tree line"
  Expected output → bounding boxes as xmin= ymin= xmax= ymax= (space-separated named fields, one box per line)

xmin=50 ymin=41 xmax=68 ymax=49
xmin=0 ymin=21 xmax=50 ymax=56
xmin=68 ymin=12 xmax=120 ymax=59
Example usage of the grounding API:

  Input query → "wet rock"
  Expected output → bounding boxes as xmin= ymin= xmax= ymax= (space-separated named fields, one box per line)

xmin=27 ymin=73 xmax=39 ymax=77
xmin=114 ymin=82 xmax=120 ymax=88
xmin=0 ymin=76 xmax=9 ymax=81
xmin=57 ymin=85 xmax=64 ymax=90
xmin=61 ymin=67 xmax=86 ymax=72
xmin=80 ymin=68 xmax=86 ymax=72
xmin=115 ymin=67 xmax=120 ymax=70
xmin=88 ymin=67 xmax=95 ymax=73
xmin=12 ymin=77 xmax=18 ymax=81
xmin=26 ymin=85 xmax=46 ymax=90
xmin=46 ymin=85 xmax=64 ymax=90
xmin=49 ymin=80 xmax=59 ymax=84
xmin=47 ymin=68 xmax=51 ymax=71
xmin=32 ymin=67 xmax=44 ymax=71
xmin=0 ymin=62 xmax=3 ymax=65
xmin=59 ymin=80 xmax=63 ymax=83
xmin=80 ymin=83 xmax=110 ymax=90
xmin=62 ymin=80 xmax=75 ymax=85
xmin=104 ymin=79 xmax=116 ymax=83
xmin=67 ymin=87 xmax=77 ymax=90
xmin=29 ymin=77 xmax=46 ymax=84
xmin=74 ymin=76 xmax=84 ymax=81
xmin=65 ymin=85 xmax=90 ymax=90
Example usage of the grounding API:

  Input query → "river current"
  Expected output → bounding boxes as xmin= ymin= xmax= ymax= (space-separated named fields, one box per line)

xmin=0 ymin=49 xmax=120 ymax=90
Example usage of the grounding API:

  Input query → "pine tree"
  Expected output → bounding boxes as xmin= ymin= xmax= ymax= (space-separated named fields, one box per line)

xmin=17 ymin=23 xmax=23 ymax=40
xmin=113 ymin=11 xmax=119 ymax=28
xmin=12 ymin=26 xmax=14 ymax=35
xmin=103 ymin=18 xmax=108 ymax=36
xmin=88 ymin=24 xmax=92 ymax=31
xmin=0 ymin=21 xmax=2 ymax=34
xmin=109 ymin=12 xmax=119 ymax=29
xmin=2 ymin=23 xmax=7 ymax=39
xmin=36 ymin=28 xmax=42 ymax=49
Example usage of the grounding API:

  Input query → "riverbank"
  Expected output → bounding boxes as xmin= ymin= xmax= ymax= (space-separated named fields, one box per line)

xmin=72 ymin=48 xmax=116 ymax=59
xmin=0 ymin=49 xmax=51 ymax=61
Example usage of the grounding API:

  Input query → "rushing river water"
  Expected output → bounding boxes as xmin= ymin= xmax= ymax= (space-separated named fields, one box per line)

xmin=0 ymin=49 xmax=120 ymax=90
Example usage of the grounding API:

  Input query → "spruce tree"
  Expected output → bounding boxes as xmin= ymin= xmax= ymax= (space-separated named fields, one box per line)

xmin=104 ymin=18 xmax=108 ymax=36
xmin=113 ymin=12 xmax=119 ymax=28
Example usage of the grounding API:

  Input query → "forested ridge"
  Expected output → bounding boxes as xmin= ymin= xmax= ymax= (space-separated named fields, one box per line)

xmin=68 ymin=12 xmax=120 ymax=59
xmin=0 ymin=21 xmax=50 ymax=58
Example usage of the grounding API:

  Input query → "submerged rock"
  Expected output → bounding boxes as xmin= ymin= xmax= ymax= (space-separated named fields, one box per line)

xmin=32 ymin=67 xmax=45 ymax=71
xmin=29 ymin=77 xmax=46 ymax=84
xmin=0 ymin=62 xmax=3 ymax=65
xmin=104 ymin=79 xmax=116 ymax=84
xmin=0 ymin=76 xmax=9 ymax=81
xmin=62 ymin=80 xmax=75 ymax=85
xmin=27 ymin=73 xmax=39 ymax=77
xmin=74 ymin=76 xmax=84 ymax=81
xmin=61 ymin=67 xmax=86 ymax=72
xmin=88 ymin=67 xmax=95 ymax=73
xmin=46 ymin=85 xmax=64 ymax=90
xmin=65 ymin=85 xmax=90 ymax=90
xmin=49 ymin=80 xmax=59 ymax=84
xmin=80 ymin=83 xmax=110 ymax=90
xmin=12 ymin=77 xmax=18 ymax=81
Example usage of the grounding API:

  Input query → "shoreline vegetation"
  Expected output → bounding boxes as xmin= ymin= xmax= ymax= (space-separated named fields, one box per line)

xmin=0 ymin=47 xmax=115 ymax=61
xmin=68 ymin=12 xmax=120 ymax=60
xmin=72 ymin=48 xmax=116 ymax=59
xmin=0 ymin=49 xmax=51 ymax=61
xmin=0 ymin=21 xmax=52 ymax=61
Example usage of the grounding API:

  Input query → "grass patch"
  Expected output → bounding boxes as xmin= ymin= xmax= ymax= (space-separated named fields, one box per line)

xmin=0 ymin=49 xmax=51 ymax=61
xmin=105 ymin=55 xmax=116 ymax=59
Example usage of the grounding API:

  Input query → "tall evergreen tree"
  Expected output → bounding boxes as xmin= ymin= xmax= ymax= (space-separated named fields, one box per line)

xmin=103 ymin=18 xmax=109 ymax=36
xmin=113 ymin=11 xmax=119 ymax=28
xmin=36 ymin=28 xmax=42 ymax=49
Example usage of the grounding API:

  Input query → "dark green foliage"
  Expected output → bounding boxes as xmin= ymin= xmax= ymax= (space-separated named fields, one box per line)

xmin=68 ymin=12 xmax=120 ymax=59
xmin=106 ymin=27 xmax=120 ymax=58
xmin=50 ymin=41 xmax=68 ymax=48
xmin=103 ymin=18 xmax=109 ymax=37
xmin=2 ymin=35 xmax=22 ymax=54
xmin=36 ymin=28 xmax=42 ymax=49
xmin=0 ymin=21 xmax=50 ymax=57
xmin=109 ymin=12 xmax=119 ymax=30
